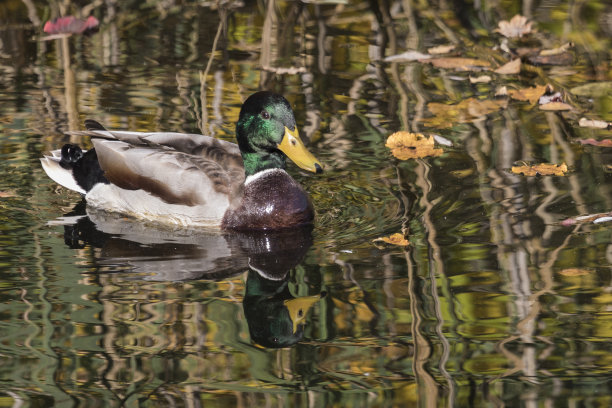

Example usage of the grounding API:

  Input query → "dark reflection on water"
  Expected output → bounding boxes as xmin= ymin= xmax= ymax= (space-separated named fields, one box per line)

xmin=1 ymin=0 xmax=612 ymax=406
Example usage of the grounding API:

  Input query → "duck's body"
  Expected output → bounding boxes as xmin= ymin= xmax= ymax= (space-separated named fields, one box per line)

xmin=41 ymin=92 xmax=322 ymax=230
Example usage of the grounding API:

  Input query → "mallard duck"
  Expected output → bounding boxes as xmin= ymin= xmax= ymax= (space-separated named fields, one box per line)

xmin=41 ymin=91 xmax=323 ymax=230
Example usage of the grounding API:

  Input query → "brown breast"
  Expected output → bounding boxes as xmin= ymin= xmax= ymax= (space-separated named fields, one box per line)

xmin=221 ymin=169 xmax=314 ymax=230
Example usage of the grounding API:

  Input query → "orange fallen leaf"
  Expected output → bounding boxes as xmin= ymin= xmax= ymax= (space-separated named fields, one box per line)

xmin=558 ymin=268 xmax=590 ymax=277
xmin=511 ymin=163 xmax=568 ymax=176
xmin=373 ymin=233 xmax=410 ymax=247
xmin=422 ymin=57 xmax=491 ymax=71
xmin=539 ymin=101 xmax=572 ymax=111
xmin=495 ymin=15 xmax=533 ymax=38
xmin=508 ymin=85 xmax=547 ymax=104
xmin=385 ymin=131 xmax=443 ymax=160
xmin=494 ymin=59 xmax=521 ymax=74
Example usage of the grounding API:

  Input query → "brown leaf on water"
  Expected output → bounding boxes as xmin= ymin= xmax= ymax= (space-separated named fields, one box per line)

xmin=578 ymin=118 xmax=611 ymax=129
xmin=578 ymin=138 xmax=612 ymax=147
xmin=539 ymin=101 xmax=572 ymax=111
xmin=508 ymin=85 xmax=547 ymax=104
xmin=373 ymin=233 xmax=410 ymax=247
xmin=559 ymin=268 xmax=590 ymax=277
xmin=0 ymin=191 xmax=16 ymax=198
xmin=385 ymin=131 xmax=443 ymax=160
xmin=511 ymin=163 xmax=568 ymax=176
xmin=494 ymin=59 xmax=521 ymax=74
xmin=422 ymin=57 xmax=491 ymax=71
xmin=495 ymin=15 xmax=533 ymax=38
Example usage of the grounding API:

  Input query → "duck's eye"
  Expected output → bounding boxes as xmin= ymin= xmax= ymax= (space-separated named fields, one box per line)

xmin=260 ymin=111 xmax=270 ymax=120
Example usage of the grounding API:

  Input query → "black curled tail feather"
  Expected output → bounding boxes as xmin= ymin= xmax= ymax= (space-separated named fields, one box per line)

xmin=84 ymin=119 xmax=107 ymax=131
xmin=60 ymin=144 xmax=109 ymax=192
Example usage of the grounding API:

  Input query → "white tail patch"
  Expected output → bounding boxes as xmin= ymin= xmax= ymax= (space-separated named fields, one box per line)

xmin=40 ymin=156 xmax=87 ymax=194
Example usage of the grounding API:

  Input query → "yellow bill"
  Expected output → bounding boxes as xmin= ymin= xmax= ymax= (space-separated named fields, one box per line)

xmin=284 ymin=294 xmax=323 ymax=334
xmin=277 ymin=127 xmax=323 ymax=174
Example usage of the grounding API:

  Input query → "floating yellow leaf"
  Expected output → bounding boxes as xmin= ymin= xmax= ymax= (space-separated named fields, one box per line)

xmin=511 ymin=163 xmax=568 ymax=176
xmin=385 ymin=131 xmax=443 ymax=160
xmin=559 ymin=268 xmax=590 ymax=277
xmin=508 ymin=85 xmax=547 ymax=104
xmin=423 ymin=57 xmax=491 ymax=71
xmin=373 ymin=233 xmax=410 ymax=247
xmin=494 ymin=59 xmax=521 ymax=74
xmin=495 ymin=15 xmax=533 ymax=38
xmin=539 ymin=102 xmax=572 ymax=111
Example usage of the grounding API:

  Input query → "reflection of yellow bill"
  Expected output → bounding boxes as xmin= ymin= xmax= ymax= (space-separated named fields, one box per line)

xmin=284 ymin=294 xmax=323 ymax=333
xmin=277 ymin=127 xmax=323 ymax=174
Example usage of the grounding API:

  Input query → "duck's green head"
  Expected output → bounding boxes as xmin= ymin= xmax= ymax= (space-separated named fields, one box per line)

xmin=236 ymin=91 xmax=323 ymax=177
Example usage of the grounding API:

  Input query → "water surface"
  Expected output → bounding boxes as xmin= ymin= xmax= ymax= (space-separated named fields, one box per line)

xmin=1 ymin=0 xmax=611 ymax=406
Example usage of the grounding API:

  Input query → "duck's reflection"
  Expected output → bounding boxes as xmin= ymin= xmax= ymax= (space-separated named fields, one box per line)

xmin=53 ymin=203 xmax=324 ymax=348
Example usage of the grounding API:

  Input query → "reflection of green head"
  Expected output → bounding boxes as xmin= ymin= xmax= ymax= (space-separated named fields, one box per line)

xmin=243 ymin=270 xmax=324 ymax=348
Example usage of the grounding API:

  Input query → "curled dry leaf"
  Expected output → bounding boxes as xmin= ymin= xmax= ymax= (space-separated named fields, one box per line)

xmin=494 ymin=59 xmax=521 ymax=74
xmin=495 ymin=15 xmax=533 ymax=38
xmin=428 ymin=44 xmax=456 ymax=55
xmin=578 ymin=118 xmax=611 ymax=129
xmin=539 ymin=101 xmax=572 ymax=111
xmin=422 ymin=57 xmax=491 ymax=71
xmin=511 ymin=163 xmax=568 ymax=176
xmin=508 ymin=85 xmax=547 ymax=104
xmin=540 ymin=42 xmax=573 ymax=56
xmin=578 ymin=138 xmax=612 ymax=147
xmin=385 ymin=131 xmax=443 ymax=160
xmin=373 ymin=233 xmax=410 ymax=247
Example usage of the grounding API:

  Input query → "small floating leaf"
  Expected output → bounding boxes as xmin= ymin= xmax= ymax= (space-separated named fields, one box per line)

xmin=539 ymin=42 xmax=573 ymax=56
xmin=508 ymin=85 xmax=547 ymax=104
xmin=469 ymin=75 xmax=492 ymax=84
xmin=494 ymin=59 xmax=521 ymax=74
xmin=373 ymin=233 xmax=410 ymax=247
xmin=428 ymin=44 xmax=456 ymax=55
xmin=539 ymin=101 xmax=572 ymax=111
xmin=385 ymin=131 xmax=443 ymax=160
xmin=511 ymin=163 xmax=568 ymax=176
xmin=578 ymin=118 xmax=611 ymax=129
xmin=495 ymin=15 xmax=533 ymax=38
xmin=43 ymin=16 xmax=99 ymax=35
xmin=578 ymin=138 xmax=612 ymax=147
xmin=385 ymin=51 xmax=431 ymax=62
xmin=423 ymin=58 xmax=491 ymax=71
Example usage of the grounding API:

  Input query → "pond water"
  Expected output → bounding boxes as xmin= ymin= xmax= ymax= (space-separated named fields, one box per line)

xmin=1 ymin=0 xmax=612 ymax=406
